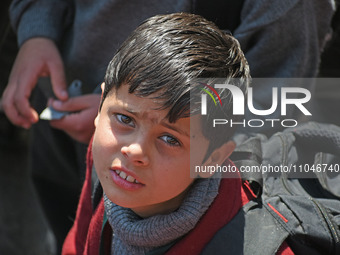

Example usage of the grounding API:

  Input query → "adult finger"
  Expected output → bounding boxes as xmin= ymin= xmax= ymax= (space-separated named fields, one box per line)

xmin=1 ymin=82 xmax=32 ymax=128
xmin=48 ymin=53 xmax=68 ymax=101
xmin=51 ymin=94 xmax=101 ymax=112
xmin=12 ymin=68 xmax=40 ymax=123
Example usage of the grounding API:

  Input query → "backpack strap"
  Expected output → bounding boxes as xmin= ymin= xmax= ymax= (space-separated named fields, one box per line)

xmin=230 ymin=135 xmax=264 ymax=193
xmin=264 ymin=195 xmax=340 ymax=255
xmin=290 ymin=122 xmax=340 ymax=198
xmin=201 ymin=200 xmax=289 ymax=255
xmin=293 ymin=126 xmax=340 ymax=157
xmin=203 ymin=195 xmax=340 ymax=255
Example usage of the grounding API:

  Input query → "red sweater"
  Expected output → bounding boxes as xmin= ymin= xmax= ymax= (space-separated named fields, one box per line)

xmin=62 ymin=146 xmax=294 ymax=255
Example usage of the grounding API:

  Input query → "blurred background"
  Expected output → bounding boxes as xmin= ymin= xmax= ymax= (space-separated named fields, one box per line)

xmin=0 ymin=0 xmax=339 ymax=254
xmin=0 ymin=1 xmax=55 ymax=254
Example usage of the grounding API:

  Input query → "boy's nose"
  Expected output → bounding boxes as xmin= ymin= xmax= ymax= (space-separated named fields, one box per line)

xmin=121 ymin=143 xmax=150 ymax=166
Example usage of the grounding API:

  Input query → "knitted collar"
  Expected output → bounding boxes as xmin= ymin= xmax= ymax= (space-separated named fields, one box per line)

xmin=104 ymin=176 xmax=221 ymax=254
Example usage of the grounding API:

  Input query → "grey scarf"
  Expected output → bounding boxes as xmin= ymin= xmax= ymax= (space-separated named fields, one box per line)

xmin=104 ymin=176 xmax=221 ymax=255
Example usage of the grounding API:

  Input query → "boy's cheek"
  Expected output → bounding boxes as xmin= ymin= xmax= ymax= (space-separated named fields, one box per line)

xmin=190 ymin=136 xmax=210 ymax=166
xmin=92 ymin=141 xmax=109 ymax=187
xmin=91 ymin=140 xmax=100 ymax=169
xmin=91 ymin=133 xmax=108 ymax=172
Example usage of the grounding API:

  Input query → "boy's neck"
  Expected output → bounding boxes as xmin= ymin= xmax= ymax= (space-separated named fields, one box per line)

xmin=131 ymin=182 xmax=194 ymax=218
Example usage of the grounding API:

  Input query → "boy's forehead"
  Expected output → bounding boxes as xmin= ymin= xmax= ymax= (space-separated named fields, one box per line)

xmin=107 ymin=84 xmax=164 ymax=114
xmin=105 ymin=84 xmax=193 ymax=134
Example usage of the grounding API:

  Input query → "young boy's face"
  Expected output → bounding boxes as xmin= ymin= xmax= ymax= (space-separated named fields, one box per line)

xmin=92 ymin=84 xmax=215 ymax=218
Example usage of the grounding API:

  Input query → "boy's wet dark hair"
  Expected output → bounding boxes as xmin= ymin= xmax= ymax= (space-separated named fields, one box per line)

xmin=102 ymin=13 xmax=250 ymax=156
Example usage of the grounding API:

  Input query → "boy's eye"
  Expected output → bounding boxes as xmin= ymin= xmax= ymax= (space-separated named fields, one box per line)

xmin=160 ymin=135 xmax=180 ymax=147
xmin=116 ymin=114 xmax=135 ymax=127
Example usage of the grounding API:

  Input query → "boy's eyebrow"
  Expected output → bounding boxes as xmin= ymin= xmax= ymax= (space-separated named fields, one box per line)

xmin=161 ymin=122 xmax=189 ymax=137
xmin=124 ymin=107 xmax=189 ymax=137
xmin=125 ymin=108 xmax=137 ymax=115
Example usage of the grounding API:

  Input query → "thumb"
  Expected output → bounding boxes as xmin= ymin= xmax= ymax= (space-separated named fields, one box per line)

xmin=48 ymin=54 xmax=68 ymax=101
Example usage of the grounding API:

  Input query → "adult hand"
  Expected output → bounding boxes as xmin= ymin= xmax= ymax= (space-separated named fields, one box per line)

xmin=1 ymin=37 xmax=68 ymax=129
xmin=49 ymin=94 xmax=101 ymax=144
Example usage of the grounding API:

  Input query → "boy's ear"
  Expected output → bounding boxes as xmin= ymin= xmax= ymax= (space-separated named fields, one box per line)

xmin=198 ymin=141 xmax=236 ymax=178
xmin=99 ymin=82 xmax=105 ymax=102
xmin=100 ymin=82 xmax=105 ymax=94
xmin=94 ymin=113 xmax=100 ymax=128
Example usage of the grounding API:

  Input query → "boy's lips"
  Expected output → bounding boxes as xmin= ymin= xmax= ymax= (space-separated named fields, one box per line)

xmin=109 ymin=166 xmax=145 ymax=191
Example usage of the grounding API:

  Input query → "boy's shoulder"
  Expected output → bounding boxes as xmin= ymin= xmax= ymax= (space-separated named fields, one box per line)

xmin=156 ymin=174 xmax=294 ymax=255
xmin=201 ymin=198 xmax=291 ymax=255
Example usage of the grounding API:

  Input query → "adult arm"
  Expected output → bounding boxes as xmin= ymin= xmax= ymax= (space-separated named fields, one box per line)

xmin=233 ymin=0 xmax=335 ymax=132
xmin=10 ymin=0 xmax=74 ymax=46
xmin=234 ymin=0 xmax=335 ymax=78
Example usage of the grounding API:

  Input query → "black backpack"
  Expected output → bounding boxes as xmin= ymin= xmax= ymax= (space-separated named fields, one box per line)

xmin=203 ymin=122 xmax=340 ymax=255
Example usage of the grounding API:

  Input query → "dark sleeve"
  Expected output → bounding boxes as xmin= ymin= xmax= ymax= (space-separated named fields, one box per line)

xmin=234 ymin=0 xmax=335 ymax=78
xmin=9 ymin=0 xmax=74 ymax=46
